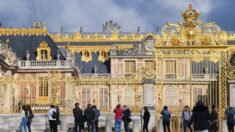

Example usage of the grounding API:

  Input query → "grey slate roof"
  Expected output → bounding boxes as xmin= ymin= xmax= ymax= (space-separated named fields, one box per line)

xmin=74 ymin=52 xmax=110 ymax=73
xmin=0 ymin=35 xmax=65 ymax=60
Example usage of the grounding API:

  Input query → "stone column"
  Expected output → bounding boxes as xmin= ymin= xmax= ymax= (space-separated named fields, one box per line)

xmin=64 ymin=73 xmax=74 ymax=112
xmin=132 ymin=119 xmax=141 ymax=132
xmin=221 ymin=120 xmax=228 ymax=132
xmin=105 ymin=117 xmax=112 ymax=132
xmin=158 ymin=119 xmax=163 ymax=132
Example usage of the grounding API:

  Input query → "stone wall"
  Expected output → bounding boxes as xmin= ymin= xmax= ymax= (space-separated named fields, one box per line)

xmin=0 ymin=113 xmax=156 ymax=132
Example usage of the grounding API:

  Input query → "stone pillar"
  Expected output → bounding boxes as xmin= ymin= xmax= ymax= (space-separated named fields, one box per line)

xmin=105 ymin=118 xmax=112 ymax=132
xmin=222 ymin=120 xmax=228 ymax=132
xmin=158 ymin=119 xmax=163 ymax=132
xmin=64 ymin=73 xmax=74 ymax=112
xmin=132 ymin=119 xmax=141 ymax=132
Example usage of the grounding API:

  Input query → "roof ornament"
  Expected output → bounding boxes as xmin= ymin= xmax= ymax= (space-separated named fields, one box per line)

xmin=181 ymin=4 xmax=200 ymax=28
xmin=57 ymin=49 xmax=60 ymax=61
xmin=102 ymin=20 xmax=121 ymax=33
xmin=93 ymin=64 xmax=97 ymax=74
xmin=32 ymin=20 xmax=43 ymax=29
xmin=60 ymin=26 xmax=64 ymax=34
xmin=26 ymin=50 xmax=30 ymax=61
xmin=137 ymin=26 xmax=141 ymax=34
xmin=79 ymin=26 xmax=83 ymax=33
xmin=5 ymin=38 xmax=9 ymax=49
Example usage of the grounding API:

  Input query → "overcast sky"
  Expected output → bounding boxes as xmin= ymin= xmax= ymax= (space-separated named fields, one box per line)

xmin=0 ymin=0 xmax=234 ymax=32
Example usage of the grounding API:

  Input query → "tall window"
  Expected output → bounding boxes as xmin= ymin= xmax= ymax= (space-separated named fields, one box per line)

xmin=123 ymin=87 xmax=134 ymax=106
xmin=39 ymin=77 xmax=49 ymax=97
xmin=165 ymin=60 xmax=176 ymax=78
xmin=125 ymin=60 xmax=136 ymax=75
xmin=99 ymin=88 xmax=109 ymax=111
xmin=145 ymin=60 xmax=155 ymax=69
xmin=82 ymin=88 xmax=91 ymax=108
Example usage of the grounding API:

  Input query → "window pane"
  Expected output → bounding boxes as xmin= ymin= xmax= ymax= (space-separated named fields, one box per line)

xmin=125 ymin=60 xmax=136 ymax=74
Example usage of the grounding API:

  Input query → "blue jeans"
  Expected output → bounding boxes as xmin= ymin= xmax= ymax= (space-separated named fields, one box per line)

xmin=115 ymin=120 xmax=122 ymax=132
xmin=183 ymin=120 xmax=192 ymax=132
xmin=27 ymin=118 xmax=32 ymax=132
xmin=87 ymin=120 xmax=94 ymax=132
xmin=20 ymin=117 xmax=28 ymax=132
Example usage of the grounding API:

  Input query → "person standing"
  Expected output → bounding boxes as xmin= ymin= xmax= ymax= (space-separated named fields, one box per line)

xmin=161 ymin=106 xmax=171 ymax=132
xmin=182 ymin=106 xmax=192 ymax=132
xmin=122 ymin=105 xmax=132 ymax=132
xmin=226 ymin=107 xmax=235 ymax=132
xmin=143 ymin=107 xmax=150 ymax=132
xmin=48 ymin=105 xmax=58 ymax=132
xmin=27 ymin=105 xmax=34 ymax=132
xmin=210 ymin=105 xmax=218 ymax=132
xmin=19 ymin=105 xmax=28 ymax=132
xmin=84 ymin=104 xmax=95 ymax=132
xmin=55 ymin=106 xmax=61 ymax=128
xmin=190 ymin=101 xmax=210 ymax=132
xmin=113 ymin=104 xmax=123 ymax=132
xmin=92 ymin=105 xmax=100 ymax=132
xmin=73 ymin=103 xmax=83 ymax=132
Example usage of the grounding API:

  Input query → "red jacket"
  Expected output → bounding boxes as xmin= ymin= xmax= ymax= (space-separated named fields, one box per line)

xmin=113 ymin=108 xmax=123 ymax=120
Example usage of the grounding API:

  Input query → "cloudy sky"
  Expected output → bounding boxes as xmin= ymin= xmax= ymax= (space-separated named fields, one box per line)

xmin=0 ymin=0 xmax=234 ymax=32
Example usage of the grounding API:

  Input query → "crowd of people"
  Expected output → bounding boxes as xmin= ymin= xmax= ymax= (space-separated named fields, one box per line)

xmin=160 ymin=100 xmax=235 ymax=132
xmin=18 ymin=100 xmax=235 ymax=132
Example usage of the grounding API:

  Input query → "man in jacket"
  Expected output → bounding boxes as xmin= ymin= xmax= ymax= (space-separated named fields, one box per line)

xmin=48 ymin=105 xmax=57 ymax=132
xmin=84 ymin=104 xmax=95 ymax=132
xmin=161 ymin=106 xmax=171 ymax=132
xmin=122 ymin=105 xmax=132 ymax=132
xmin=190 ymin=101 xmax=210 ymax=131
xmin=73 ymin=103 xmax=83 ymax=132
xmin=182 ymin=106 xmax=192 ymax=132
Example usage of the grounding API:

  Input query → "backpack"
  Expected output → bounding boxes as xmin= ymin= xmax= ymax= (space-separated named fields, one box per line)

xmin=52 ymin=111 xmax=58 ymax=119
xmin=163 ymin=110 xmax=171 ymax=121
xmin=227 ymin=109 xmax=235 ymax=124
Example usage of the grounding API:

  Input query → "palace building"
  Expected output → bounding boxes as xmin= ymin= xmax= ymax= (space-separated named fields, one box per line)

xmin=0 ymin=5 xmax=235 ymax=126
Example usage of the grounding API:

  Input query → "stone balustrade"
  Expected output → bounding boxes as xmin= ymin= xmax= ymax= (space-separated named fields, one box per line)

xmin=0 ymin=114 xmax=151 ymax=132
xmin=18 ymin=60 xmax=71 ymax=69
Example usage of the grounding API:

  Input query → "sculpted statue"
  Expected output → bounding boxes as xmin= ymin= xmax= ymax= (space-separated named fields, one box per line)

xmin=57 ymin=50 xmax=60 ymax=61
xmin=26 ymin=50 xmax=30 ymax=61
xmin=102 ymin=20 xmax=121 ymax=33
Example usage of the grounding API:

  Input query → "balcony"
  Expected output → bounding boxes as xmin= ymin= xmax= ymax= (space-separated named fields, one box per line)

xmin=164 ymin=74 xmax=218 ymax=81
xmin=80 ymin=74 xmax=110 ymax=78
xmin=18 ymin=60 xmax=72 ymax=69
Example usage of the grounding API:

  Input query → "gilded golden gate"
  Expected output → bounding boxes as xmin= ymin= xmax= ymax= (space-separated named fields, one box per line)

xmin=153 ymin=4 xmax=231 ymax=131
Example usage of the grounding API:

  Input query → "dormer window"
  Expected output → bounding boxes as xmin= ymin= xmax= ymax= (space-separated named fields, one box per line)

xmin=98 ymin=50 xmax=109 ymax=62
xmin=84 ymin=51 xmax=90 ymax=58
xmin=36 ymin=41 xmax=52 ymax=61
xmin=81 ymin=50 xmax=92 ymax=62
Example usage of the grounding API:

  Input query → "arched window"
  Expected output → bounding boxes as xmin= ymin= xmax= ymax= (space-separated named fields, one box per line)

xmin=36 ymin=41 xmax=52 ymax=61
xmin=81 ymin=51 xmax=92 ymax=62
xmin=84 ymin=51 xmax=90 ymax=58
xmin=98 ymin=50 xmax=109 ymax=62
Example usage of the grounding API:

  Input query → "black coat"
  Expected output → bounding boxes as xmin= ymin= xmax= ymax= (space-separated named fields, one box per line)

xmin=190 ymin=105 xmax=210 ymax=131
xmin=122 ymin=109 xmax=131 ymax=121
xmin=73 ymin=107 xmax=83 ymax=121
xmin=143 ymin=111 xmax=150 ymax=122
xmin=84 ymin=107 xmax=95 ymax=121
